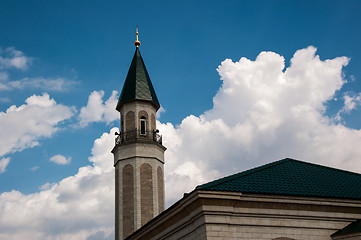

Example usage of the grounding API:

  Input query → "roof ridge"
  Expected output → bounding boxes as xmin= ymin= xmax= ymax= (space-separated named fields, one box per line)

xmin=197 ymin=158 xmax=293 ymax=190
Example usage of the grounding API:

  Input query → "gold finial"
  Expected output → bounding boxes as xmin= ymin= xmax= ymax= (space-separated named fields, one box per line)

xmin=134 ymin=26 xmax=141 ymax=47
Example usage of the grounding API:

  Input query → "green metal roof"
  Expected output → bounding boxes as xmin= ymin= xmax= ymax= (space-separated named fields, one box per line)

xmin=331 ymin=219 xmax=361 ymax=237
xmin=196 ymin=158 xmax=361 ymax=200
xmin=116 ymin=47 xmax=160 ymax=111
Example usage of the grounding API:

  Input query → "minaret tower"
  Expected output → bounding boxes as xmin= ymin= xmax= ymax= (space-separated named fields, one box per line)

xmin=112 ymin=28 xmax=166 ymax=240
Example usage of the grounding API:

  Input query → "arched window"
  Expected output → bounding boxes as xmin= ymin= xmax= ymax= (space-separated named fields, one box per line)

xmin=140 ymin=116 xmax=146 ymax=135
xmin=125 ymin=111 xmax=135 ymax=132
xmin=122 ymin=164 xmax=134 ymax=238
xmin=157 ymin=166 xmax=164 ymax=212
xmin=140 ymin=163 xmax=153 ymax=224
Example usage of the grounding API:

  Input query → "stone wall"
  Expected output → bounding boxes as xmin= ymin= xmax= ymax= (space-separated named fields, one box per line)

xmin=114 ymin=145 xmax=166 ymax=240
xmin=127 ymin=191 xmax=361 ymax=240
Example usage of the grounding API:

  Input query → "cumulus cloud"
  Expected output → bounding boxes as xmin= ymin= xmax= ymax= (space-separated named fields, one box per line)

xmin=0 ymin=128 xmax=117 ymax=240
xmin=78 ymin=90 xmax=118 ymax=127
xmin=158 ymin=46 xmax=361 ymax=204
xmin=0 ymin=93 xmax=75 ymax=161
xmin=50 ymin=155 xmax=72 ymax=165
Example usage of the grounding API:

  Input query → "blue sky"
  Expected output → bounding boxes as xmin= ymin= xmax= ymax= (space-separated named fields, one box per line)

xmin=1 ymin=1 xmax=361 ymax=239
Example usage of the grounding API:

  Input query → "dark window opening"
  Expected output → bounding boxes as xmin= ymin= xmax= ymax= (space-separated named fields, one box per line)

xmin=140 ymin=117 xmax=146 ymax=135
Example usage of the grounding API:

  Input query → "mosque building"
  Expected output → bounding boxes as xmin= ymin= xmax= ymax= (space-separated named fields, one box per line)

xmin=112 ymin=30 xmax=361 ymax=240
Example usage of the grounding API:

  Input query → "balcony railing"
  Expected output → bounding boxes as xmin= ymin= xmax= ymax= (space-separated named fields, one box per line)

xmin=115 ymin=129 xmax=163 ymax=145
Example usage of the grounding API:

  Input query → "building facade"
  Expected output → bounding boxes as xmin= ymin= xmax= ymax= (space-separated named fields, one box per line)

xmin=126 ymin=159 xmax=361 ymax=240
xmin=113 ymin=32 xmax=361 ymax=240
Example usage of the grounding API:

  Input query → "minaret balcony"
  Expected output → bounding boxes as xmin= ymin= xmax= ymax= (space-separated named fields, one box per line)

xmin=115 ymin=129 xmax=163 ymax=146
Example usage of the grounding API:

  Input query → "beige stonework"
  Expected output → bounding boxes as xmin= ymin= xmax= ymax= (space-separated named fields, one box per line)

xmin=157 ymin=167 xmax=164 ymax=212
xmin=119 ymin=101 xmax=158 ymax=134
xmin=113 ymin=141 xmax=165 ymax=166
xmin=140 ymin=163 xmax=153 ymax=225
xmin=125 ymin=111 xmax=135 ymax=132
xmin=114 ymin=155 xmax=165 ymax=239
xmin=151 ymin=114 xmax=156 ymax=132
xmin=126 ymin=190 xmax=361 ymax=240
xmin=113 ymin=100 xmax=166 ymax=240
xmin=122 ymin=164 xmax=134 ymax=238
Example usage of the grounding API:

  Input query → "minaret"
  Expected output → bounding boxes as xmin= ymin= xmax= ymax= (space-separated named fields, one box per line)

xmin=112 ymin=28 xmax=166 ymax=240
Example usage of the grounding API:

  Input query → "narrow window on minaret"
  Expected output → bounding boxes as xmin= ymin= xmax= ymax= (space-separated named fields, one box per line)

xmin=140 ymin=117 xmax=146 ymax=135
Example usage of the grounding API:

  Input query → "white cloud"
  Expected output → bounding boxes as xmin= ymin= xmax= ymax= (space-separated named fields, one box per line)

xmin=1 ymin=46 xmax=361 ymax=239
xmin=0 ymin=47 xmax=32 ymax=70
xmin=0 ymin=157 xmax=10 ymax=173
xmin=0 ymin=128 xmax=117 ymax=240
xmin=158 ymin=46 xmax=361 ymax=204
xmin=6 ymin=77 xmax=79 ymax=91
xmin=78 ymin=90 xmax=118 ymax=127
xmin=0 ymin=93 xmax=75 ymax=160
xmin=50 ymin=155 xmax=72 ymax=165
xmin=0 ymin=47 xmax=77 ymax=92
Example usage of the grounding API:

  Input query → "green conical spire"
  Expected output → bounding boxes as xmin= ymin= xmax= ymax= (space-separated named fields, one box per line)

xmin=116 ymin=45 xmax=160 ymax=111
